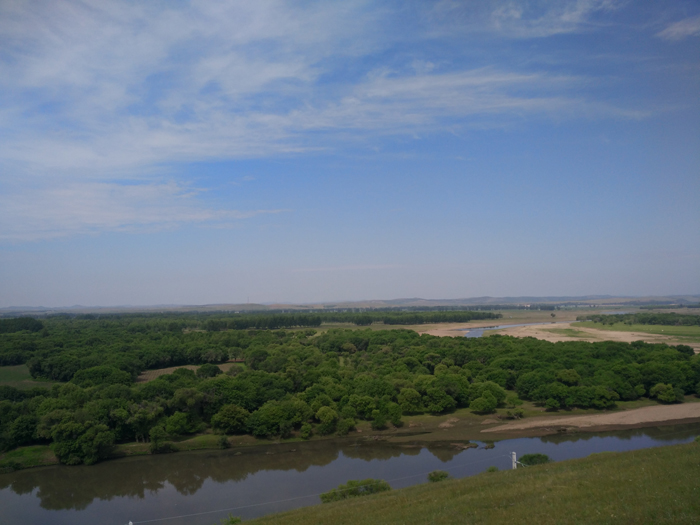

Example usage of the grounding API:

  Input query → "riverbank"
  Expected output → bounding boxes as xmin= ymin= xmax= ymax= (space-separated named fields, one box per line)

xmin=4 ymin=397 xmax=700 ymax=473
xmin=483 ymin=321 xmax=700 ymax=352
xmin=482 ymin=402 xmax=700 ymax=435
xmin=248 ymin=441 xmax=700 ymax=525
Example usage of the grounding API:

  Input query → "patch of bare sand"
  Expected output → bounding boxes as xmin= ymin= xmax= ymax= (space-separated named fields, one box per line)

xmin=490 ymin=322 xmax=700 ymax=352
xmin=482 ymin=403 xmax=700 ymax=433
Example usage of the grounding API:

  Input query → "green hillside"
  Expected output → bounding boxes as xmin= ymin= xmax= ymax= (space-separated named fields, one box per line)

xmin=250 ymin=441 xmax=700 ymax=525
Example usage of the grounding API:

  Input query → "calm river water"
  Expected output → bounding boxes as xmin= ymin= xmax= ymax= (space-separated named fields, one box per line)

xmin=1 ymin=423 xmax=698 ymax=525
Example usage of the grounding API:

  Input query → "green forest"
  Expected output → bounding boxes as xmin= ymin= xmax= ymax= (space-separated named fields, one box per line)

xmin=1 ymin=314 xmax=699 ymax=467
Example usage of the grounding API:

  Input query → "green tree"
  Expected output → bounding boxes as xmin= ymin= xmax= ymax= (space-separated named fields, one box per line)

xmin=196 ymin=363 xmax=222 ymax=379
xmin=398 ymin=388 xmax=422 ymax=414
xmin=470 ymin=391 xmax=497 ymax=414
xmin=316 ymin=406 xmax=339 ymax=435
xmin=165 ymin=412 xmax=191 ymax=436
xmin=424 ymin=388 xmax=456 ymax=414
xmin=211 ymin=405 xmax=250 ymax=435
xmin=149 ymin=425 xmax=173 ymax=454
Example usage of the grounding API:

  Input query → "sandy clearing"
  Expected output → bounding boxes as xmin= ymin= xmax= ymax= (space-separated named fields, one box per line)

xmin=488 ymin=322 xmax=700 ymax=352
xmin=482 ymin=403 xmax=700 ymax=433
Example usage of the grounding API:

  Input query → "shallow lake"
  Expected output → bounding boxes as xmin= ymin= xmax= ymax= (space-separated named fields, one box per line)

xmin=1 ymin=422 xmax=698 ymax=525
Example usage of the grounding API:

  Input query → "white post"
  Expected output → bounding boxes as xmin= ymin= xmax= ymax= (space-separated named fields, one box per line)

xmin=511 ymin=452 xmax=517 ymax=470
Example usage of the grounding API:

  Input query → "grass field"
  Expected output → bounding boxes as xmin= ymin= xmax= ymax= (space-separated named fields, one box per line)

xmin=250 ymin=441 xmax=700 ymax=525
xmin=0 ymin=445 xmax=58 ymax=472
xmin=0 ymin=365 xmax=55 ymax=390
xmin=577 ymin=322 xmax=700 ymax=342
xmin=135 ymin=361 xmax=244 ymax=382
xmin=541 ymin=327 xmax=594 ymax=338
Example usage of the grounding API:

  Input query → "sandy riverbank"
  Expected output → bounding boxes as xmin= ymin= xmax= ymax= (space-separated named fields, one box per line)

xmin=482 ymin=402 xmax=700 ymax=434
xmin=488 ymin=322 xmax=700 ymax=352
xmin=418 ymin=319 xmax=700 ymax=353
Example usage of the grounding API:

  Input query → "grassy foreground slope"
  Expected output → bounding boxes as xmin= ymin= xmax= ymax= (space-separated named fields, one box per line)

xmin=250 ymin=442 xmax=700 ymax=525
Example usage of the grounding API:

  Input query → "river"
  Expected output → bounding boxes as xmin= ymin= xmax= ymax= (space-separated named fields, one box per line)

xmin=1 ymin=423 xmax=698 ymax=525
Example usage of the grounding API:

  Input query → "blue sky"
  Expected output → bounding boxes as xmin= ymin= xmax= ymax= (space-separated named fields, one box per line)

xmin=1 ymin=0 xmax=699 ymax=307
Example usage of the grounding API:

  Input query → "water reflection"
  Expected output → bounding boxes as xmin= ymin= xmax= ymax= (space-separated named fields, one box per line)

xmin=0 ymin=423 xmax=698 ymax=524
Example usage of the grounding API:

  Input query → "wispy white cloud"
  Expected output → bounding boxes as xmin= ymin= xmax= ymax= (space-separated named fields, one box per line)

xmin=656 ymin=15 xmax=700 ymax=41
xmin=0 ymin=180 xmax=287 ymax=241
xmin=0 ymin=0 xmax=649 ymax=241
xmin=429 ymin=0 xmax=623 ymax=38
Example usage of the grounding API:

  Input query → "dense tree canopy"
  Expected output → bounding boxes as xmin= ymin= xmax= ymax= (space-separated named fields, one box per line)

xmin=1 ymin=314 xmax=698 ymax=465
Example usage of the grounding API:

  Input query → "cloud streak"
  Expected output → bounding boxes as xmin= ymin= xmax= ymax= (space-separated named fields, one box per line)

xmin=656 ymin=15 xmax=700 ymax=41
xmin=0 ymin=180 xmax=287 ymax=241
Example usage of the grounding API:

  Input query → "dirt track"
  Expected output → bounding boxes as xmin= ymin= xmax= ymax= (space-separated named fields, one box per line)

xmin=482 ymin=403 xmax=700 ymax=433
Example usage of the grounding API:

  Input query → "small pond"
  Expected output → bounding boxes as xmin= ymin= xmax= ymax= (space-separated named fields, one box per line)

xmin=1 ymin=423 xmax=698 ymax=525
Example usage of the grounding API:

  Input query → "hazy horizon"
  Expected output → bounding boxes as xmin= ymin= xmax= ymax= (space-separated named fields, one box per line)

xmin=1 ymin=1 xmax=698 ymax=308
xmin=4 ymin=294 xmax=700 ymax=312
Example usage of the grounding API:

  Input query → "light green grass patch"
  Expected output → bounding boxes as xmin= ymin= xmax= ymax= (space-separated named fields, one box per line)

xmin=0 ymin=445 xmax=58 ymax=470
xmin=0 ymin=364 xmax=56 ymax=389
xmin=576 ymin=322 xmax=700 ymax=342
xmin=0 ymin=364 xmax=32 ymax=382
xmin=542 ymin=328 xmax=594 ymax=338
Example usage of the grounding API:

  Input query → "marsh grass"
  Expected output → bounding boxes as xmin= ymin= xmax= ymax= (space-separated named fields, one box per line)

xmin=250 ymin=442 xmax=700 ymax=525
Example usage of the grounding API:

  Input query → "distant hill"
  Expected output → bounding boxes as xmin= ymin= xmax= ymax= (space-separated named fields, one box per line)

xmin=1 ymin=294 xmax=698 ymax=317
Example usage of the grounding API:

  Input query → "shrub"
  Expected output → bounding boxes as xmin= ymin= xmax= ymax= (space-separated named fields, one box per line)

xmin=149 ymin=426 xmax=175 ymax=454
xmin=649 ymin=383 xmax=683 ymax=404
xmin=300 ymin=423 xmax=313 ymax=439
xmin=196 ymin=363 xmax=222 ymax=379
xmin=336 ymin=418 xmax=355 ymax=436
xmin=428 ymin=470 xmax=449 ymax=482
xmin=519 ymin=453 xmax=551 ymax=466
xmin=506 ymin=408 xmax=524 ymax=419
xmin=370 ymin=410 xmax=387 ymax=430
xmin=486 ymin=466 xmax=498 ymax=472
xmin=470 ymin=392 xmax=497 ymax=414
xmin=217 ymin=435 xmax=230 ymax=449
xmin=218 ymin=515 xmax=242 ymax=524
xmin=320 ymin=479 xmax=391 ymax=503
